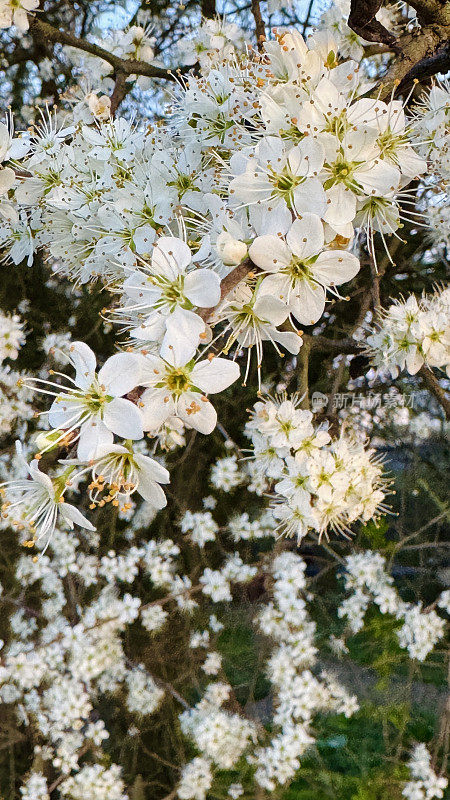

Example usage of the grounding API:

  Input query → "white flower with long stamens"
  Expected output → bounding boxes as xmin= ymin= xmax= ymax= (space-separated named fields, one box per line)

xmin=29 ymin=342 xmax=144 ymax=461
xmin=138 ymin=350 xmax=240 ymax=435
xmin=366 ymin=288 xmax=450 ymax=377
xmin=212 ymin=282 xmax=302 ymax=385
xmin=249 ymin=213 xmax=360 ymax=325
xmin=321 ymin=128 xmax=401 ymax=227
xmin=0 ymin=119 xmax=30 ymax=194
xmin=81 ymin=443 xmax=170 ymax=511
xmin=116 ymin=236 xmax=221 ymax=363
xmin=272 ymin=494 xmax=319 ymax=543
xmin=274 ymin=456 xmax=313 ymax=505
xmin=0 ymin=443 xmax=95 ymax=550
xmin=373 ymin=100 xmax=427 ymax=179
xmin=229 ymin=136 xmax=327 ymax=218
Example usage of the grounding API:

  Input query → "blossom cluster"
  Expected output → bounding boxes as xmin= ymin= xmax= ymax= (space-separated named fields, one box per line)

xmin=177 ymin=550 xmax=358 ymax=798
xmin=251 ymin=551 xmax=358 ymax=791
xmin=0 ymin=336 xmax=241 ymax=548
xmin=0 ymin=22 xmax=433 ymax=378
xmin=367 ymin=286 xmax=450 ymax=377
xmin=403 ymin=744 xmax=448 ymax=800
xmin=414 ymin=80 xmax=450 ymax=185
xmin=64 ymin=22 xmax=157 ymax=94
xmin=339 ymin=550 xmax=446 ymax=661
xmin=0 ymin=12 xmax=446 ymax=545
xmin=245 ymin=393 xmax=387 ymax=541
xmin=0 ymin=5 xmax=448 ymax=799
xmin=0 ymin=309 xmax=25 ymax=362
xmin=176 ymin=17 xmax=248 ymax=68
xmin=0 ymin=527 xmax=193 ymax=791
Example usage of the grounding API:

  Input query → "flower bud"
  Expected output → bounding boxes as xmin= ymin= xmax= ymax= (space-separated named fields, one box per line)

xmin=216 ymin=232 xmax=247 ymax=266
xmin=87 ymin=93 xmax=111 ymax=121
xmin=34 ymin=430 xmax=63 ymax=453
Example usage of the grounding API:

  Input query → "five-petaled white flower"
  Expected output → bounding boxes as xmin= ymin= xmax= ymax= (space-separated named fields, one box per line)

xmin=120 ymin=236 xmax=221 ymax=363
xmin=0 ymin=443 xmax=95 ymax=548
xmin=249 ymin=213 xmax=360 ymax=325
xmin=229 ymin=136 xmax=326 ymax=218
xmin=138 ymin=350 xmax=240 ymax=435
xmin=43 ymin=342 xmax=144 ymax=460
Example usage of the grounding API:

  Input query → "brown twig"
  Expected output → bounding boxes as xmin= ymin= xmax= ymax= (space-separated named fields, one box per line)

xmin=304 ymin=334 xmax=361 ymax=355
xmin=369 ymin=254 xmax=382 ymax=317
xmin=198 ymin=257 xmax=255 ymax=321
xmin=250 ymin=0 xmax=266 ymax=49
xmin=419 ymin=365 xmax=450 ymax=420
xmin=298 ymin=337 xmax=311 ymax=410
xmin=110 ymin=71 xmax=129 ymax=116
xmin=28 ymin=17 xmax=185 ymax=82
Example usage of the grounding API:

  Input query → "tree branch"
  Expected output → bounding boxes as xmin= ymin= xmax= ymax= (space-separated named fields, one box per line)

xmin=28 ymin=17 xmax=185 ymax=82
xmin=198 ymin=258 xmax=256 ymax=321
xmin=250 ymin=0 xmax=266 ymax=49
xmin=348 ymin=0 xmax=398 ymax=49
xmin=347 ymin=0 xmax=450 ymax=98
xmin=305 ymin=334 xmax=361 ymax=355
xmin=298 ymin=337 xmax=311 ymax=409
xmin=419 ymin=366 xmax=450 ymax=420
xmin=110 ymin=71 xmax=129 ymax=115
xmin=378 ymin=24 xmax=450 ymax=98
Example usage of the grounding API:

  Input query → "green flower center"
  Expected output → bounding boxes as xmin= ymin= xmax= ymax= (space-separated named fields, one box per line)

xmin=164 ymin=367 xmax=192 ymax=395
xmin=269 ymin=166 xmax=304 ymax=198
xmin=84 ymin=384 xmax=112 ymax=414
xmin=282 ymin=256 xmax=315 ymax=284
xmin=324 ymin=157 xmax=362 ymax=192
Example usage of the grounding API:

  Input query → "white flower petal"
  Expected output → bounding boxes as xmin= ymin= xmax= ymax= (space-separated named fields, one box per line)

xmin=59 ymin=502 xmax=96 ymax=531
xmin=102 ymin=397 xmax=143 ymax=439
xmin=271 ymin=329 xmax=303 ymax=354
xmin=191 ymin=357 xmax=240 ymax=394
xmin=137 ymin=477 xmax=167 ymax=508
xmin=184 ymin=269 xmax=221 ymax=307
xmin=324 ymin=185 xmax=357 ymax=226
xmin=161 ymin=307 xmax=205 ymax=365
xmin=313 ymin=250 xmax=360 ymax=286
xmin=287 ymin=214 xmax=324 ymax=260
xmin=249 ymin=235 xmax=291 ymax=272
xmin=357 ymin=159 xmax=401 ymax=196
xmin=293 ymin=178 xmax=327 ymax=217
xmin=253 ymin=294 xmax=289 ymax=326
xmin=0 ymin=167 xmax=15 ymax=195
xmin=133 ymin=224 xmax=156 ymax=255
xmin=140 ymin=388 xmax=175 ymax=431
xmin=134 ymin=453 xmax=170 ymax=485
xmin=98 ymin=352 xmax=142 ymax=397
xmin=290 ymin=281 xmax=326 ymax=325
xmin=48 ymin=397 xmax=82 ymax=429
xmin=177 ymin=392 xmax=217 ymax=434
xmin=151 ymin=236 xmax=192 ymax=279
xmin=69 ymin=342 xmax=97 ymax=390
xmin=77 ymin=418 xmax=114 ymax=461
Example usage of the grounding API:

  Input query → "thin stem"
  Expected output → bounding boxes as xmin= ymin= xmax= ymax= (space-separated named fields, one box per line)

xmin=110 ymin=71 xmax=130 ymax=115
xmin=419 ymin=365 xmax=450 ymax=420
xmin=250 ymin=0 xmax=266 ymax=49
xmin=298 ymin=337 xmax=311 ymax=410
xmin=198 ymin=258 xmax=256 ymax=321
xmin=28 ymin=17 xmax=186 ymax=82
